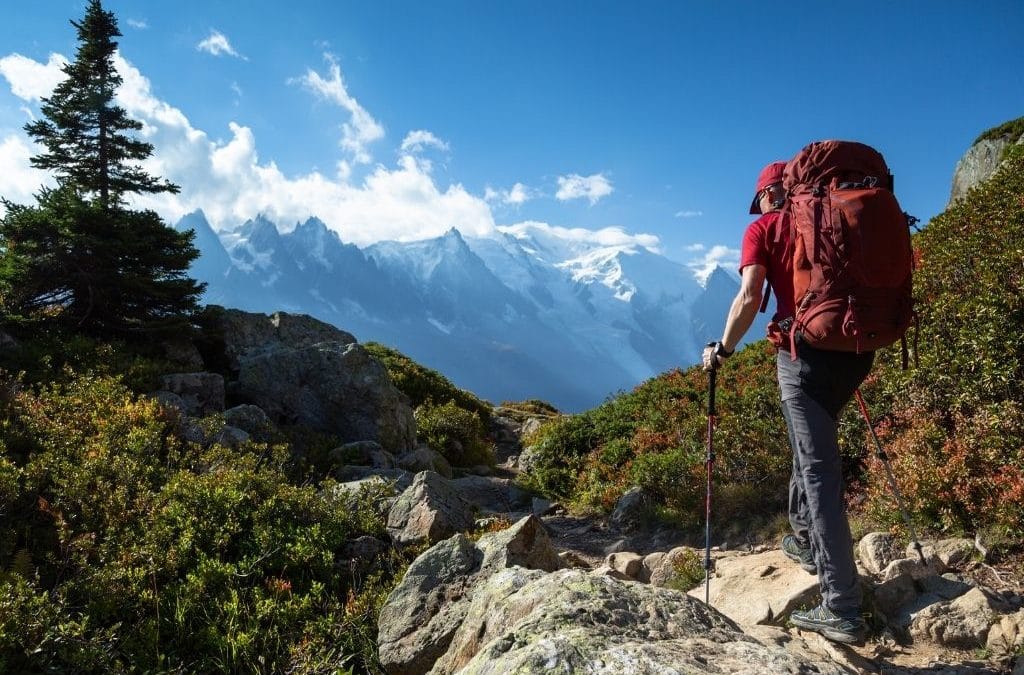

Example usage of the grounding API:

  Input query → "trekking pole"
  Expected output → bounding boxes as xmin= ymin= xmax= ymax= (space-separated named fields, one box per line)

xmin=854 ymin=389 xmax=926 ymax=565
xmin=703 ymin=365 xmax=717 ymax=605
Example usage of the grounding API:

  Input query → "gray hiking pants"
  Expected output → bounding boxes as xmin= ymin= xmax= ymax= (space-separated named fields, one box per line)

xmin=777 ymin=338 xmax=873 ymax=619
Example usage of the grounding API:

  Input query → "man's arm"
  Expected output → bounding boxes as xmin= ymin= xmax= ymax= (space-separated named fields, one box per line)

xmin=703 ymin=264 xmax=766 ymax=369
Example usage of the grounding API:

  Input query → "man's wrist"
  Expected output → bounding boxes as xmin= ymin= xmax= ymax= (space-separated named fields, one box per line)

xmin=708 ymin=341 xmax=734 ymax=358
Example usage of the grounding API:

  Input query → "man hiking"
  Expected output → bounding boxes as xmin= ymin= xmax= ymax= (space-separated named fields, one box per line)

xmin=702 ymin=159 xmax=873 ymax=645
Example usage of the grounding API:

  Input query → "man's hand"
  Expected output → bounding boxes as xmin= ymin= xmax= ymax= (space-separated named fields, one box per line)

xmin=702 ymin=341 xmax=732 ymax=371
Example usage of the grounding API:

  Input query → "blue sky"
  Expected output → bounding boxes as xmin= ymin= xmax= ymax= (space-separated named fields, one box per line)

xmin=1 ymin=1 xmax=1022 ymax=276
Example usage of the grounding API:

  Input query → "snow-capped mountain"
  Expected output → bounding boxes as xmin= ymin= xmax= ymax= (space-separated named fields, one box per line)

xmin=174 ymin=210 xmax=759 ymax=411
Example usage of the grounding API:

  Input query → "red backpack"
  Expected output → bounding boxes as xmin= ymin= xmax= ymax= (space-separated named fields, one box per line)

xmin=781 ymin=140 xmax=914 ymax=355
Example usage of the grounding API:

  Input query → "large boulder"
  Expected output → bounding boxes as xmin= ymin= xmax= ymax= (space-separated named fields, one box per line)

xmin=207 ymin=307 xmax=358 ymax=371
xmin=609 ymin=486 xmax=653 ymax=533
xmin=235 ymin=340 xmax=415 ymax=453
xmin=431 ymin=568 xmax=854 ymax=675
xmin=398 ymin=444 xmax=453 ymax=479
xmin=387 ymin=471 xmax=476 ymax=547
xmin=687 ymin=549 xmax=819 ymax=627
xmin=949 ymin=130 xmax=1024 ymax=205
xmin=378 ymin=515 xmax=561 ymax=675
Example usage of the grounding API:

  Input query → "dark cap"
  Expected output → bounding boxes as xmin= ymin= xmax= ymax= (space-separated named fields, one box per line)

xmin=749 ymin=161 xmax=787 ymax=214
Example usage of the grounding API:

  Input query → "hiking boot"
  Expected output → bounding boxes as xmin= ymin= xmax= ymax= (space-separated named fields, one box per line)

xmin=790 ymin=604 xmax=866 ymax=645
xmin=782 ymin=534 xmax=817 ymax=574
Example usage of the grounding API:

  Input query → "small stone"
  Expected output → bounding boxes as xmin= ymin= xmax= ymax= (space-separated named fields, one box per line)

xmin=605 ymin=552 xmax=644 ymax=580
xmin=859 ymin=532 xmax=902 ymax=575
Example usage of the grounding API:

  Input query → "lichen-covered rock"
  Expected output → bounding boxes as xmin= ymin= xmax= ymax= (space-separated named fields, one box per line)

xmin=236 ymin=341 xmax=415 ymax=453
xmin=208 ymin=306 xmax=358 ymax=371
xmin=913 ymin=538 xmax=977 ymax=569
xmin=387 ymin=471 xmax=475 ymax=547
xmin=433 ymin=568 xmax=854 ymax=675
xmin=159 ymin=372 xmax=225 ymax=416
xmin=858 ymin=532 xmax=902 ymax=575
xmin=378 ymin=534 xmax=482 ymax=675
xmin=378 ymin=515 xmax=562 ymax=675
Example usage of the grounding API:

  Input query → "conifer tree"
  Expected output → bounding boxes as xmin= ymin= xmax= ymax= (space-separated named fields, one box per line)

xmin=0 ymin=0 xmax=203 ymax=335
xmin=26 ymin=0 xmax=178 ymax=209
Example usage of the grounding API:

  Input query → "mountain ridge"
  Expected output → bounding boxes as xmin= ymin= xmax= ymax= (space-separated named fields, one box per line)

xmin=174 ymin=210 xmax=763 ymax=411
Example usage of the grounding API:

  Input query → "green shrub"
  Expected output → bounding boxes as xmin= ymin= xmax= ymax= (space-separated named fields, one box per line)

xmin=518 ymin=340 xmax=791 ymax=526
xmin=0 ymin=370 xmax=402 ymax=672
xmin=364 ymin=342 xmax=492 ymax=425
xmin=859 ymin=144 xmax=1024 ymax=540
xmin=415 ymin=400 xmax=495 ymax=467
xmin=663 ymin=548 xmax=705 ymax=593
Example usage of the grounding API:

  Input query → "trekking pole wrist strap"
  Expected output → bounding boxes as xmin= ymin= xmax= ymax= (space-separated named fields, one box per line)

xmin=708 ymin=341 xmax=733 ymax=358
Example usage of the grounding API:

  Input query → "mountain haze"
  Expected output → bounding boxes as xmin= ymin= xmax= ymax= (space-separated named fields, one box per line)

xmin=175 ymin=211 xmax=767 ymax=410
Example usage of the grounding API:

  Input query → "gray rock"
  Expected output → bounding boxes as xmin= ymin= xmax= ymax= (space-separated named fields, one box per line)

xmin=609 ymin=486 xmax=653 ymax=533
xmin=475 ymin=514 xmax=562 ymax=574
xmin=649 ymin=546 xmax=702 ymax=588
xmin=450 ymin=475 xmax=530 ymax=515
xmin=558 ymin=550 xmax=590 ymax=569
xmin=687 ymin=549 xmax=819 ymax=627
xmin=910 ymin=586 xmax=1012 ymax=649
xmin=210 ymin=425 xmax=250 ymax=448
xmin=515 ymin=445 xmax=541 ymax=473
xmin=918 ymin=573 xmax=974 ymax=601
xmin=858 ymin=532 xmax=902 ymax=575
xmin=378 ymin=534 xmax=482 ymax=675
xmin=882 ymin=553 xmax=946 ymax=581
xmin=605 ymin=551 xmax=644 ymax=580
xmin=378 ymin=515 xmax=562 ymax=675
xmin=871 ymin=573 xmax=917 ymax=621
xmin=208 ymin=306 xmax=358 ymax=372
xmin=236 ymin=341 xmax=415 ymax=453
xmin=152 ymin=390 xmax=187 ymax=416
xmin=0 ymin=329 xmax=18 ymax=350
xmin=949 ymin=132 xmax=1024 ymax=205
xmin=641 ymin=551 xmax=666 ymax=583
xmin=222 ymin=404 xmax=274 ymax=442
xmin=462 ymin=464 xmax=492 ymax=477
xmin=387 ymin=471 xmax=475 ymax=546
xmin=331 ymin=441 xmax=396 ymax=469
xmin=342 ymin=535 xmax=387 ymax=563
xmin=431 ymin=568 xmax=853 ymax=675
xmin=914 ymin=538 xmax=977 ymax=568
xmin=397 ymin=444 xmax=453 ymax=479
xmin=531 ymin=496 xmax=554 ymax=516
xmin=334 ymin=466 xmax=413 ymax=494
xmin=986 ymin=608 xmax=1024 ymax=656
xmin=159 ymin=372 xmax=225 ymax=416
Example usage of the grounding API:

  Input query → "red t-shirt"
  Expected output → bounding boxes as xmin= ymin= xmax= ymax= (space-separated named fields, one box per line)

xmin=739 ymin=211 xmax=794 ymax=322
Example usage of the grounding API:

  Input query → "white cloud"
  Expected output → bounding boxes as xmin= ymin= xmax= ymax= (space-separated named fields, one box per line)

xmin=400 ymin=130 xmax=449 ymax=154
xmin=295 ymin=53 xmax=384 ymax=164
xmin=687 ymin=244 xmax=740 ymax=284
xmin=197 ymin=30 xmax=245 ymax=59
xmin=675 ymin=209 xmax=703 ymax=218
xmin=127 ymin=18 xmax=148 ymax=30
xmin=555 ymin=172 xmax=613 ymax=205
xmin=0 ymin=50 xmax=495 ymax=246
xmin=485 ymin=181 xmax=534 ymax=206
xmin=0 ymin=135 xmax=52 ymax=214
xmin=0 ymin=53 xmax=67 ymax=101
xmin=501 ymin=221 xmax=660 ymax=252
